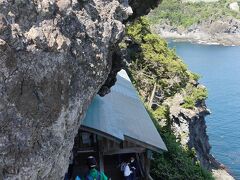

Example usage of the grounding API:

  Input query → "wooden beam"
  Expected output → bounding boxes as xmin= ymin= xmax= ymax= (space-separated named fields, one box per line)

xmin=80 ymin=126 xmax=122 ymax=143
xmin=77 ymin=150 xmax=95 ymax=153
xmin=124 ymin=136 xmax=163 ymax=153
xmin=103 ymin=147 xmax=145 ymax=155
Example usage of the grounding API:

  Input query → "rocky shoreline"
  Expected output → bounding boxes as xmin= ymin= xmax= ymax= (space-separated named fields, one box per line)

xmin=152 ymin=17 xmax=240 ymax=46
xmin=165 ymin=93 xmax=235 ymax=180
xmin=154 ymin=30 xmax=240 ymax=46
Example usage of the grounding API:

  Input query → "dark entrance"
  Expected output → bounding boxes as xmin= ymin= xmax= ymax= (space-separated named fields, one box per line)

xmin=65 ymin=129 xmax=148 ymax=180
xmin=66 ymin=130 xmax=99 ymax=179
xmin=104 ymin=153 xmax=144 ymax=180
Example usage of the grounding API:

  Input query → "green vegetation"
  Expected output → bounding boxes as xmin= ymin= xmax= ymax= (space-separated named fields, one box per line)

xmin=126 ymin=17 xmax=208 ymax=109
xmin=148 ymin=108 xmax=213 ymax=180
xmin=182 ymin=84 xmax=208 ymax=109
xmin=153 ymin=105 xmax=169 ymax=120
xmin=126 ymin=17 xmax=198 ymax=99
xmin=148 ymin=0 xmax=240 ymax=28
xmin=151 ymin=131 xmax=213 ymax=180
xmin=188 ymin=71 xmax=200 ymax=81
xmin=122 ymin=18 xmax=212 ymax=179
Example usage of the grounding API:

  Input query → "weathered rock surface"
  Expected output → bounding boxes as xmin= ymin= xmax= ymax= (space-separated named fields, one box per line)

xmin=212 ymin=169 xmax=235 ymax=180
xmin=165 ymin=93 xmax=212 ymax=167
xmin=229 ymin=2 xmax=239 ymax=12
xmin=165 ymin=93 xmax=235 ymax=179
xmin=152 ymin=17 xmax=240 ymax=46
xmin=0 ymin=0 xmax=160 ymax=179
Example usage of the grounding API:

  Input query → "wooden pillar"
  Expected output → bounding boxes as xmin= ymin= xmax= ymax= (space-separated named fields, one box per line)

xmin=0 ymin=165 xmax=3 ymax=180
xmin=97 ymin=136 xmax=104 ymax=172
xmin=144 ymin=150 xmax=153 ymax=180
xmin=99 ymin=151 xmax=104 ymax=172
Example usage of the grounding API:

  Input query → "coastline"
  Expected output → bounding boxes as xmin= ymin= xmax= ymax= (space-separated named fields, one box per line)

xmin=153 ymin=29 xmax=240 ymax=46
xmin=160 ymin=34 xmax=237 ymax=180
xmin=165 ymin=93 xmax=236 ymax=180
xmin=209 ymin=154 xmax=236 ymax=180
xmin=151 ymin=16 xmax=240 ymax=46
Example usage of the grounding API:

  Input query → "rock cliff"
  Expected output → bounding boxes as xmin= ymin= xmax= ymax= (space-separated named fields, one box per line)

xmin=165 ymin=93 xmax=235 ymax=179
xmin=165 ymin=93 xmax=212 ymax=168
xmin=148 ymin=0 xmax=240 ymax=46
xmin=152 ymin=17 xmax=240 ymax=46
xmin=0 ymin=0 xmax=160 ymax=179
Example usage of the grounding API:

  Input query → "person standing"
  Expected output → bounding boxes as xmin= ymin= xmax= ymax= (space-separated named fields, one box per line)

xmin=129 ymin=157 xmax=138 ymax=180
xmin=120 ymin=162 xmax=132 ymax=180
xmin=80 ymin=156 xmax=108 ymax=180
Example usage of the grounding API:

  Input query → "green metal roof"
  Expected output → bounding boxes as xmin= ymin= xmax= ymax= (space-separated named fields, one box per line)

xmin=82 ymin=70 xmax=167 ymax=152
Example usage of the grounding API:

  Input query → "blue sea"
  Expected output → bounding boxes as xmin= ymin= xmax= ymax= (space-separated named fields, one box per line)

xmin=168 ymin=41 xmax=240 ymax=179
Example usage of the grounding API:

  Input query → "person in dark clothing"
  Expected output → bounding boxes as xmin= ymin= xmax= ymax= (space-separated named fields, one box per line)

xmin=75 ymin=156 xmax=108 ymax=180
xmin=129 ymin=157 xmax=138 ymax=180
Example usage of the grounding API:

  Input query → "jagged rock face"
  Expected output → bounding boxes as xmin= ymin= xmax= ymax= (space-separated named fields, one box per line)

xmin=165 ymin=94 xmax=212 ymax=168
xmin=0 ymin=0 xmax=160 ymax=179
xmin=167 ymin=95 xmax=235 ymax=179
xmin=165 ymin=93 xmax=236 ymax=176
xmin=98 ymin=0 xmax=162 ymax=96
xmin=128 ymin=0 xmax=161 ymax=20
xmin=166 ymin=95 xmax=235 ymax=179
xmin=0 ymin=1 xmax=128 ymax=179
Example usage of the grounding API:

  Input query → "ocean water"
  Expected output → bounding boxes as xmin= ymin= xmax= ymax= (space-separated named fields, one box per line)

xmin=168 ymin=41 xmax=240 ymax=179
